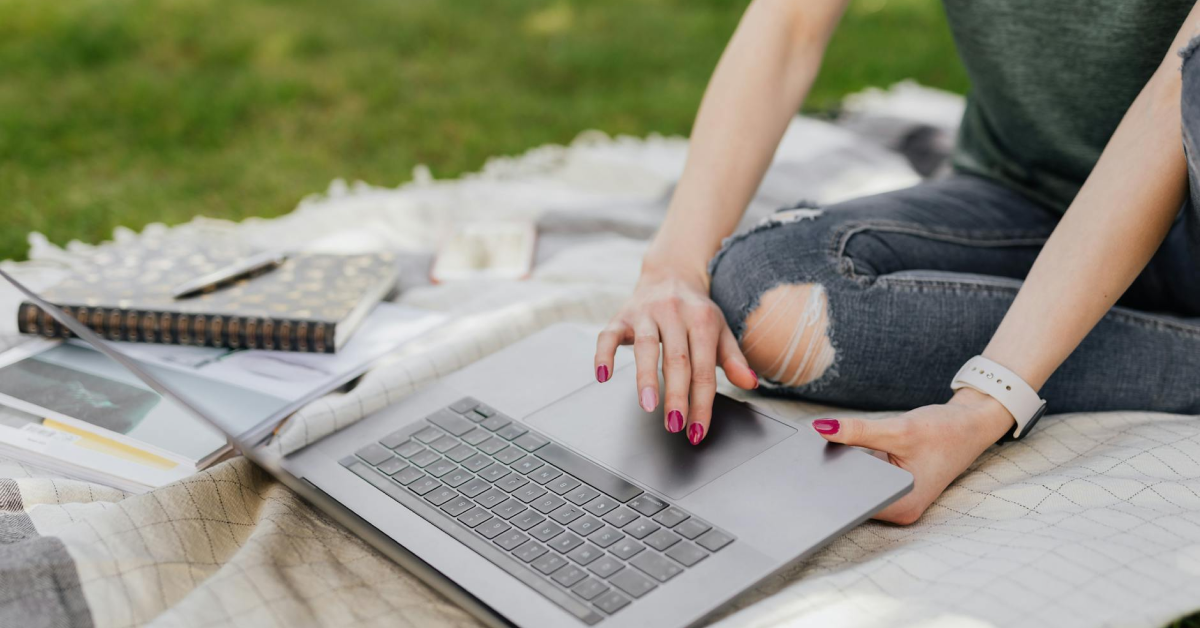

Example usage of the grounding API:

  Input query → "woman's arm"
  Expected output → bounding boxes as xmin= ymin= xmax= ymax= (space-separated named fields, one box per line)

xmin=818 ymin=7 xmax=1200 ymax=525
xmin=595 ymin=0 xmax=850 ymax=439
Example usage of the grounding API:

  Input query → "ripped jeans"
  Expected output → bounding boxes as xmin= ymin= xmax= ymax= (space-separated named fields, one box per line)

xmin=708 ymin=65 xmax=1200 ymax=415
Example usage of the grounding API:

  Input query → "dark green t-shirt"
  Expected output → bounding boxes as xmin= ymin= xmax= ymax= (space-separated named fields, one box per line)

xmin=942 ymin=0 xmax=1193 ymax=212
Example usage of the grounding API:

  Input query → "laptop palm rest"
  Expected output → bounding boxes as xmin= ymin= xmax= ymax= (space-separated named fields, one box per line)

xmin=526 ymin=365 xmax=795 ymax=501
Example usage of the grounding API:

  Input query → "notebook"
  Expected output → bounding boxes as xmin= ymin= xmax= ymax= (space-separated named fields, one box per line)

xmin=16 ymin=238 xmax=398 ymax=353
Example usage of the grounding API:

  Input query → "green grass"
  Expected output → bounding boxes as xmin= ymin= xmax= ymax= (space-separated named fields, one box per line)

xmin=0 ymin=0 xmax=969 ymax=261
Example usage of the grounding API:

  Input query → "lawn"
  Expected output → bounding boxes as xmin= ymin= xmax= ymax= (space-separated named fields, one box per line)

xmin=0 ymin=0 xmax=968 ymax=261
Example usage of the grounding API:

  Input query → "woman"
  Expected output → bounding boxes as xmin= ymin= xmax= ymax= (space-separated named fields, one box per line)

xmin=594 ymin=0 xmax=1200 ymax=525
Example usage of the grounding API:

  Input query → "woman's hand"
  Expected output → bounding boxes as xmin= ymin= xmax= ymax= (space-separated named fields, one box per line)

xmin=594 ymin=263 xmax=759 ymax=444
xmin=813 ymin=388 xmax=1015 ymax=525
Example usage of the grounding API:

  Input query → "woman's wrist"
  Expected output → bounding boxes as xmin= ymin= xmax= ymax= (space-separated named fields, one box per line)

xmin=641 ymin=243 xmax=714 ymax=288
xmin=946 ymin=387 xmax=1018 ymax=447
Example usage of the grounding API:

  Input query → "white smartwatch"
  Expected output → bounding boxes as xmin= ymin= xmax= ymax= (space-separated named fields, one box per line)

xmin=950 ymin=355 xmax=1047 ymax=441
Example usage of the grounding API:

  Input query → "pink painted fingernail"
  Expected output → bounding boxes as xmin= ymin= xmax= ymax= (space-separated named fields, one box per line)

xmin=812 ymin=419 xmax=839 ymax=434
xmin=596 ymin=365 xmax=610 ymax=383
xmin=667 ymin=410 xmax=684 ymax=433
xmin=640 ymin=387 xmax=658 ymax=412
xmin=687 ymin=422 xmax=705 ymax=445
xmin=750 ymin=369 xmax=759 ymax=389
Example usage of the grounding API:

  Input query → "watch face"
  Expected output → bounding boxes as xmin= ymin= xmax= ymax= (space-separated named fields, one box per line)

xmin=1017 ymin=402 xmax=1048 ymax=440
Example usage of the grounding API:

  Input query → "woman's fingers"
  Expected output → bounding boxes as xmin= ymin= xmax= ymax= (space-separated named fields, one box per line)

xmin=811 ymin=416 xmax=896 ymax=451
xmin=594 ymin=320 xmax=631 ymax=383
xmin=717 ymin=324 xmax=758 ymax=390
xmin=685 ymin=318 xmax=720 ymax=445
xmin=632 ymin=319 xmax=661 ymax=412
xmin=658 ymin=310 xmax=691 ymax=435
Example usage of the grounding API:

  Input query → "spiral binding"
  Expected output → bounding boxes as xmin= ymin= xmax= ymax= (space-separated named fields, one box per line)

xmin=16 ymin=302 xmax=335 ymax=353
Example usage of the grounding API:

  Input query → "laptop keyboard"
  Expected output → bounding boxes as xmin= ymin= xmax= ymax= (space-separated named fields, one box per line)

xmin=340 ymin=397 xmax=735 ymax=625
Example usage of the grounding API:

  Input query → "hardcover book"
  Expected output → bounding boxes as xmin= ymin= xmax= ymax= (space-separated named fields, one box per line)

xmin=17 ymin=238 xmax=398 ymax=353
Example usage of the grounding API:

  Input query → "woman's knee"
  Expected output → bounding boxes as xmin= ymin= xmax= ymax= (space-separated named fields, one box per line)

xmin=708 ymin=212 xmax=841 ymax=388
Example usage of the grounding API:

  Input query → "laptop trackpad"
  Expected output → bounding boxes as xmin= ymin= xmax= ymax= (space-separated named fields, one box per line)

xmin=525 ymin=366 xmax=795 ymax=500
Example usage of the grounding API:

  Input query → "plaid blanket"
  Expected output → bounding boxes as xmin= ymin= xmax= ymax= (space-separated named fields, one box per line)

xmin=2 ymin=84 xmax=1198 ymax=628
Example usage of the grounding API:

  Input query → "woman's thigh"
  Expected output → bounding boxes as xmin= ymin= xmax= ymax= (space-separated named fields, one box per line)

xmin=709 ymin=175 xmax=1200 ymax=414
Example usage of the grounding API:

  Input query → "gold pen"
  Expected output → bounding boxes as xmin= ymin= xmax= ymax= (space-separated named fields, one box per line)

xmin=171 ymin=251 xmax=289 ymax=299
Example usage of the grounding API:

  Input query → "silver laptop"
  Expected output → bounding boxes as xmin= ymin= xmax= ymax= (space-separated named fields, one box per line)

xmin=5 ymin=269 xmax=912 ymax=628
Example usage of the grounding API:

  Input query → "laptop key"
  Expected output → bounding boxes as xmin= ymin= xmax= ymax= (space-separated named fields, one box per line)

xmin=411 ymin=449 xmax=441 ymax=467
xmin=589 ymin=526 xmax=624 ymax=549
xmin=494 ymin=530 xmax=529 ymax=551
xmin=697 ymin=529 xmax=734 ymax=552
xmin=480 ymin=415 xmax=511 ymax=432
xmin=602 ymin=507 xmax=638 ymax=528
xmin=514 ymin=432 xmax=549 ymax=452
xmin=445 ymin=444 xmax=476 ymax=463
xmin=567 ymin=543 xmax=603 ymax=566
xmin=476 ymin=519 xmax=512 ymax=539
xmin=461 ymin=429 xmax=490 ymax=446
xmin=551 ymin=565 xmax=587 ymax=588
xmin=630 ymin=551 xmax=683 ymax=582
xmin=407 ymin=476 xmax=440 ymax=495
xmin=548 ymin=475 xmax=581 ymax=495
xmin=496 ymin=474 xmax=530 ymax=493
xmin=624 ymin=518 xmax=660 ymax=540
xmin=473 ymin=404 xmax=497 ymax=418
xmin=414 ymin=426 xmax=445 ymax=443
xmin=430 ymin=435 xmax=459 ymax=453
xmin=477 ymin=438 xmax=508 ymax=456
xmin=479 ymin=463 xmax=511 ymax=483
xmin=565 ymin=485 xmax=601 ymax=506
xmin=609 ymin=539 xmax=646 ymax=561
xmin=376 ymin=457 xmax=408 ymax=476
xmin=569 ymin=515 xmax=603 ymax=537
xmin=494 ymin=448 xmax=525 ymax=465
xmin=531 ymin=521 xmax=565 ymax=543
xmin=441 ymin=496 xmax=475 ymax=517
xmin=513 ymin=483 xmax=547 ymax=504
xmin=450 ymin=397 xmax=480 ymax=414
xmin=550 ymin=504 xmax=585 ymax=525
xmin=462 ymin=454 xmax=493 ymax=473
xmin=424 ymin=486 xmax=457 ymax=506
xmin=442 ymin=469 xmax=472 ymax=488
xmin=665 ymin=541 xmax=708 ymax=567
xmin=588 ymin=555 xmax=624 ymax=579
xmin=458 ymin=477 xmax=490 ymax=497
xmin=425 ymin=459 xmax=457 ymax=478
xmin=609 ymin=568 xmax=656 ymax=598
xmin=513 ymin=541 xmax=549 ymax=563
xmin=643 ymin=529 xmax=681 ymax=552
xmin=583 ymin=495 xmax=619 ymax=517
xmin=512 ymin=456 xmax=545 ymax=474
xmin=628 ymin=494 xmax=668 ymax=517
xmin=476 ymin=488 xmax=508 ymax=508
xmin=571 ymin=577 xmax=609 ymax=601
xmin=653 ymin=506 xmax=690 ymax=528
xmin=458 ymin=506 xmax=493 ymax=528
xmin=394 ymin=466 xmax=425 ymax=485
xmin=497 ymin=424 xmax=528 ymax=441
xmin=530 ymin=466 xmax=563 ymax=485
xmin=511 ymin=510 xmax=546 ymax=531
xmin=593 ymin=590 xmax=630 ymax=615
xmin=493 ymin=498 xmax=527 ymax=520
xmin=532 ymin=552 xmax=568 ymax=575
xmin=548 ymin=532 xmax=585 ymax=554
xmin=532 ymin=493 xmax=566 ymax=514
xmin=536 ymin=443 xmax=643 ymax=502
xmin=428 ymin=409 xmax=475 ymax=436
xmin=674 ymin=518 xmax=711 ymax=540
xmin=355 ymin=443 xmax=392 ymax=466
xmin=394 ymin=440 xmax=426 ymax=458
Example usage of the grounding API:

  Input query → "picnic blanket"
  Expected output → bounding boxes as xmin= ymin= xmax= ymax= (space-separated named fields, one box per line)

xmin=2 ymin=83 xmax=1198 ymax=628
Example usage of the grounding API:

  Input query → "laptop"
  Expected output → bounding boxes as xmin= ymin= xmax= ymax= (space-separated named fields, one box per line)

xmin=3 ymin=268 xmax=912 ymax=628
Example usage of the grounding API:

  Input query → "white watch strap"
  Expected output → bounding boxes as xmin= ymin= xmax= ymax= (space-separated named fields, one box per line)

xmin=950 ymin=356 xmax=1047 ymax=439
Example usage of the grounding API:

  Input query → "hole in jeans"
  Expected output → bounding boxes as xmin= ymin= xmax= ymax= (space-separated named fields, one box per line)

xmin=740 ymin=283 xmax=836 ymax=388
